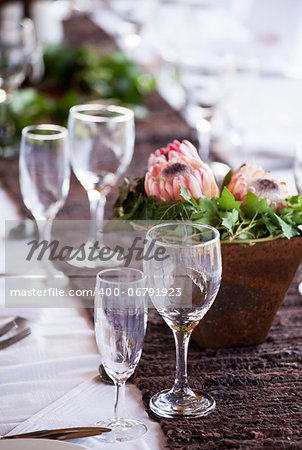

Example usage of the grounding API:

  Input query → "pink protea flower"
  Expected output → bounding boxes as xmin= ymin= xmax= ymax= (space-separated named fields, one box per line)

xmin=144 ymin=140 xmax=219 ymax=202
xmin=227 ymin=165 xmax=290 ymax=210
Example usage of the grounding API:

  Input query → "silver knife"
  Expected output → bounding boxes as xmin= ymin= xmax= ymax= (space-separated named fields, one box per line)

xmin=0 ymin=317 xmax=26 ymax=337
xmin=1 ymin=426 xmax=111 ymax=440
xmin=0 ymin=328 xmax=31 ymax=350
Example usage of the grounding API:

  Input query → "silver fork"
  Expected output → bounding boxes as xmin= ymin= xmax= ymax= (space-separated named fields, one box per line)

xmin=0 ymin=317 xmax=31 ymax=350
xmin=0 ymin=317 xmax=27 ymax=337
xmin=0 ymin=328 xmax=31 ymax=350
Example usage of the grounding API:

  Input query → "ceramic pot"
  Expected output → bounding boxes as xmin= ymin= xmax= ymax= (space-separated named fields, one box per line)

xmin=192 ymin=236 xmax=302 ymax=348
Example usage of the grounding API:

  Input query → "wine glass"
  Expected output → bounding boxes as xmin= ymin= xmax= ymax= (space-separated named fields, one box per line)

xmin=0 ymin=19 xmax=29 ymax=156
xmin=19 ymin=124 xmax=70 ymax=280
xmin=68 ymin=104 xmax=134 ymax=258
xmin=294 ymin=142 xmax=302 ymax=295
xmin=94 ymin=267 xmax=148 ymax=442
xmin=144 ymin=222 xmax=221 ymax=418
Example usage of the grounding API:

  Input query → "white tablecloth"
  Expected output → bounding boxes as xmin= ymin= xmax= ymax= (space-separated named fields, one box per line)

xmin=0 ymin=189 xmax=166 ymax=449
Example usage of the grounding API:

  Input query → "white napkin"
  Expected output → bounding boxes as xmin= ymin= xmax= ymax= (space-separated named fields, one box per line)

xmin=6 ymin=376 xmax=165 ymax=449
xmin=0 ymin=308 xmax=100 ymax=438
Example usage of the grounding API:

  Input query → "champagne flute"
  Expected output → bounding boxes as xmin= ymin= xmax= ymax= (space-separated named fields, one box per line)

xmin=294 ymin=142 xmax=302 ymax=295
xmin=94 ymin=267 xmax=148 ymax=442
xmin=68 ymin=104 xmax=134 ymax=254
xmin=144 ymin=222 xmax=221 ymax=418
xmin=19 ymin=124 xmax=70 ymax=280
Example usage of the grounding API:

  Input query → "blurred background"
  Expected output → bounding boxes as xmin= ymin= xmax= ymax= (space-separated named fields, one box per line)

xmin=1 ymin=0 xmax=302 ymax=171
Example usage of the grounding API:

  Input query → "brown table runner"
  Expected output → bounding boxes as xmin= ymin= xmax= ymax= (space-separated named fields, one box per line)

xmin=1 ymin=14 xmax=302 ymax=449
xmin=134 ymin=269 xmax=302 ymax=449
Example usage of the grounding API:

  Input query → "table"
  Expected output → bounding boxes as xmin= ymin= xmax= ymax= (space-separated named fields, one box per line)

xmin=0 ymin=164 xmax=299 ymax=448
xmin=0 ymin=12 xmax=301 ymax=449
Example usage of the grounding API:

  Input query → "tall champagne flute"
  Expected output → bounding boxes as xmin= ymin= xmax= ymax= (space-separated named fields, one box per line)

xmin=19 ymin=124 xmax=70 ymax=279
xmin=68 ymin=104 xmax=134 ymax=249
xmin=94 ymin=268 xmax=148 ymax=442
xmin=294 ymin=142 xmax=302 ymax=295
xmin=144 ymin=222 xmax=221 ymax=418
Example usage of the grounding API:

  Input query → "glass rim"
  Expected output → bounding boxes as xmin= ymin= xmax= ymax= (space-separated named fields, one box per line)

xmin=145 ymin=221 xmax=220 ymax=248
xmin=22 ymin=124 xmax=68 ymax=140
xmin=69 ymin=104 xmax=134 ymax=123
xmin=96 ymin=267 xmax=146 ymax=286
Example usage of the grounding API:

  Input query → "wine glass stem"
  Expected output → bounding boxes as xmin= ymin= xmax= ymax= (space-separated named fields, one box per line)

xmin=172 ymin=329 xmax=192 ymax=393
xmin=113 ymin=380 xmax=126 ymax=425
xmin=87 ymin=189 xmax=107 ymax=244
xmin=36 ymin=218 xmax=55 ymax=275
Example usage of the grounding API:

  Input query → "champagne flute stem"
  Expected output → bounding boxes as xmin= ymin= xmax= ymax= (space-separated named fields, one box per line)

xmin=87 ymin=189 xmax=107 ymax=244
xmin=172 ymin=328 xmax=192 ymax=393
xmin=113 ymin=380 xmax=126 ymax=425
xmin=36 ymin=218 xmax=55 ymax=275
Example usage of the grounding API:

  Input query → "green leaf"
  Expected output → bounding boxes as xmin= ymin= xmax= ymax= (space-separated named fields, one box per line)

xmin=272 ymin=213 xmax=299 ymax=239
xmin=180 ymin=186 xmax=191 ymax=201
xmin=114 ymin=178 xmax=131 ymax=208
xmin=286 ymin=194 xmax=302 ymax=209
xmin=217 ymin=187 xmax=241 ymax=211
xmin=198 ymin=197 xmax=218 ymax=214
xmin=261 ymin=216 xmax=278 ymax=235
xmin=222 ymin=169 xmax=232 ymax=190
xmin=219 ymin=209 xmax=239 ymax=235
xmin=196 ymin=197 xmax=220 ymax=226
xmin=243 ymin=191 xmax=272 ymax=218
xmin=179 ymin=186 xmax=198 ymax=208
xmin=220 ymin=212 xmax=235 ymax=234
xmin=237 ymin=231 xmax=256 ymax=240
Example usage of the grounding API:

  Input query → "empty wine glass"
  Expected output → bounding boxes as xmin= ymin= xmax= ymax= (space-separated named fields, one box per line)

xmin=294 ymin=142 xmax=302 ymax=295
xmin=0 ymin=19 xmax=30 ymax=156
xmin=144 ymin=222 xmax=221 ymax=418
xmin=68 ymin=104 xmax=134 ymax=263
xmin=19 ymin=124 xmax=70 ymax=280
xmin=94 ymin=267 xmax=148 ymax=442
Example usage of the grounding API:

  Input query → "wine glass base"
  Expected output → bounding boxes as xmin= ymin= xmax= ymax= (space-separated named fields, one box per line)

xmin=96 ymin=418 xmax=147 ymax=443
xmin=298 ymin=282 xmax=302 ymax=295
xmin=150 ymin=389 xmax=216 ymax=419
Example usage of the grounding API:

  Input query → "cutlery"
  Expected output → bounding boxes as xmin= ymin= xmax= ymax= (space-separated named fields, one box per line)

xmin=0 ymin=328 xmax=31 ymax=350
xmin=0 ymin=316 xmax=26 ymax=337
xmin=1 ymin=426 xmax=111 ymax=440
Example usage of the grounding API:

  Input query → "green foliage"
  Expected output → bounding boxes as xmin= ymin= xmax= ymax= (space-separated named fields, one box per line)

xmin=42 ymin=44 xmax=85 ymax=89
xmin=7 ymin=44 xmax=156 ymax=146
xmin=114 ymin=177 xmax=302 ymax=244
xmin=42 ymin=43 xmax=156 ymax=104
xmin=8 ymin=88 xmax=84 ymax=136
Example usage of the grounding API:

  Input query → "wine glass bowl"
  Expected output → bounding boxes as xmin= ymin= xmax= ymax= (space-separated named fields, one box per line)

xmin=68 ymin=104 xmax=134 ymax=248
xmin=20 ymin=125 xmax=70 ymax=220
xmin=94 ymin=267 xmax=148 ymax=442
xmin=19 ymin=124 xmax=70 ymax=280
xmin=0 ymin=19 xmax=28 ymax=92
xmin=144 ymin=222 xmax=221 ymax=418
xmin=0 ymin=18 xmax=32 ymax=156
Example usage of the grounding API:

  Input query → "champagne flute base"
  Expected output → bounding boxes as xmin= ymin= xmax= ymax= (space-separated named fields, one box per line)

xmin=149 ymin=389 xmax=216 ymax=419
xmin=95 ymin=418 xmax=147 ymax=442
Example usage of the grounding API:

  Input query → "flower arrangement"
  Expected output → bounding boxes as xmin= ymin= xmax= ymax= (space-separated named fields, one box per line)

xmin=114 ymin=140 xmax=302 ymax=244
